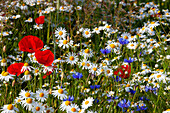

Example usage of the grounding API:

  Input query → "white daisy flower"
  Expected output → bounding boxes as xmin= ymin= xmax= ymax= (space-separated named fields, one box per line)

xmin=58 ymin=38 xmax=74 ymax=49
xmin=67 ymin=103 xmax=79 ymax=113
xmin=0 ymin=71 xmax=14 ymax=82
xmin=55 ymin=27 xmax=67 ymax=39
xmin=1 ymin=104 xmax=19 ymax=113
xmin=25 ymin=17 xmax=33 ymax=22
xmin=66 ymin=52 xmax=79 ymax=65
xmin=82 ymin=28 xmax=91 ymax=38
xmin=52 ymin=86 xmax=67 ymax=100
xmin=126 ymin=42 xmax=138 ymax=49
xmin=35 ymin=89 xmax=48 ymax=102
xmin=60 ymin=100 xmax=72 ymax=111
xmin=22 ymin=98 xmax=35 ymax=111
xmin=32 ymin=102 xmax=45 ymax=113
xmin=81 ymin=97 xmax=94 ymax=109
xmin=33 ymin=24 xmax=43 ymax=29
xmin=92 ymin=27 xmax=100 ymax=34
xmin=22 ymin=70 xmax=32 ymax=81
xmin=80 ymin=48 xmax=93 ymax=59
xmin=19 ymin=90 xmax=35 ymax=99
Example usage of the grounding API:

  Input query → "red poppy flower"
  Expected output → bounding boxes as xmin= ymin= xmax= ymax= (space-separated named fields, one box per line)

xmin=43 ymin=71 xmax=53 ymax=79
xmin=18 ymin=35 xmax=44 ymax=53
xmin=35 ymin=50 xmax=54 ymax=66
xmin=7 ymin=63 xmax=24 ymax=76
xmin=114 ymin=65 xmax=131 ymax=79
xmin=35 ymin=16 xmax=45 ymax=25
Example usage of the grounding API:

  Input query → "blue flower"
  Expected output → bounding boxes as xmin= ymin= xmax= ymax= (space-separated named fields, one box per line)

xmin=63 ymin=95 xmax=74 ymax=101
xmin=100 ymin=49 xmax=111 ymax=54
xmin=72 ymin=72 xmax=83 ymax=79
xmin=129 ymin=89 xmax=136 ymax=95
xmin=118 ymin=99 xmax=131 ymax=108
xmin=107 ymin=95 xmax=119 ymax=103
xmin=124 ymin=57 xmax=134 ymax=63
xmin=113 ymin=76 xmax=122 ymax=82
xmin=90 ymin=85 xmax=101 ymax=89
xmin=119 ymin=38 xmax=129 ymax=45
xmin=139 ymin=96 xmax=149 ymax=101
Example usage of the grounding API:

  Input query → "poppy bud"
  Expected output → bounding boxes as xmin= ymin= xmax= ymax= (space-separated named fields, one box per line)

xmin=3 ymin=46 xmax=6 ymax=52
xmin=12 ymin=80 xmax=15 ymax=87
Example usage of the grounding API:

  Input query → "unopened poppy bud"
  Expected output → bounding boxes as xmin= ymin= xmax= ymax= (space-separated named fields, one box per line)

xmin=67 ymin=36 xmax=70 ymax=42
xmin=3 ymin=46 xmax=6 ymax=52
xmin=12 ymin=80 xmax=15 ymax=87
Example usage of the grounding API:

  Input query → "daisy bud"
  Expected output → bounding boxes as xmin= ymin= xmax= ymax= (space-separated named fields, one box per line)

xmin=3 ymin=46 xmax=6 ymax=52
xmin=155 ymin=64 xmax=158 ymax=68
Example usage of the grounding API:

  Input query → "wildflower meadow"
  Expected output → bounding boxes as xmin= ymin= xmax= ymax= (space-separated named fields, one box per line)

xmin=0 ymin=0 xmax=170 ymax=113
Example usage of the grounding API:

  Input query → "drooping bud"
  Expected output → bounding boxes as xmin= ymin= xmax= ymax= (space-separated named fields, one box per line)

xmin=3 ymin=46 xmax=6 ymax=52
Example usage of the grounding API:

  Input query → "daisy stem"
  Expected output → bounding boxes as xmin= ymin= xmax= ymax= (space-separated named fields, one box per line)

xmin=40 ymin=73 xmax=42 ymax=89
xmin=33 ymin=75 xmax=36 ymax=93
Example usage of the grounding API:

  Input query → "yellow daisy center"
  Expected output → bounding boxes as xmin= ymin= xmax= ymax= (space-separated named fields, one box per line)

xmin=25 ymin=92 xmax=31 ymax=97
xmin=109 ymin=44 xmax=115 ymax=48
xmin=36 ymin=107 xmax=40 ymax=111
xmin=46 ymin=110 xmax=51 ymax=113
xmin=126 ymin=84 xmax=130 ymax=87
xmin=59 ymin=31 xmax=63 ymax=36
xmin=2 ymin=72 xmax=8 ymax=76
xmin=85 ymin=31 xmax=89 ymax=35
xmin=24 ymin=63 xmax=29 ymax=66
xmin=85 ymin=101 xmax=89 ymax=105
xmin=82 ymin=62 xmax=85 ymax=66
xmin=106 ymin=25 xmax=111 ymax=28
xmin=142 ymin=27 xmax=145 ymax=31
xmin=35 ymin=69 xmax=39 ymax=73
xmin=63 ymin=40 xmax=67 ymax=44
xmin=130 ymin=44 xmax=134 ymax=47
xmin=1 ymin=58 xmax=6 ymax=63
xmin=85 ymin=49 xmax=90 ymax=53
xmin=93 ymin=67 xmax=97 ymax=71
xmin=24 ymin=70 xmax=30 ymax=75
xmin=151 ymin=22 xmax=155 ymax=24
xmin=17 ymin=99 xmax=21 ymax=102
xmin=26 ymin=98 xmax=32 ymax=104
xmin=156 ymin=75 xmax=161 ymax=78
xmin=86 ymin=63 xmax=90 ymax=67
xmin=69 ymin=56 xmax=74 ymax=61
xmin=95 ymin=28 xmax=98 ymax=30
xmin=107 ymin=70 xmax=110 ymax=74
xmin=39 ymin=93 xmax=44 ymax=97
xmin=7 ymin=104 xmax=13 ymax=110
xmin=71 ymin=108 xmax=76 ymax=112
xmin=65 ymin=101 xmax=71 ymax=106
xmin=58 ymin=89 xmax=63 ymax=94
xmin=124 ymin=36 xmax=128 ymax=39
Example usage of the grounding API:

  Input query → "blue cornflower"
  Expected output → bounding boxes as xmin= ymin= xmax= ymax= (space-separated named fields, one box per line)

xmin=90 ymin=85 xmax=101 ymax=89
xmin=100 ymin=49 xmax=111 ymax=54
xmin=129 ymin=89 xmax=136 ymax=95
xmin=136 ymin=105 xmax=148 ymax=111
xmin=63 ymin=95 xmax=74 ymax=101
xmin=124 ymin=57 xmax=134 ymax=63
xmin=119 ymin=38 xmax=129 ymax=45
xmin=107 ymin=95 xmax=119 ymax=103
xmin=139 ymin=96 xmax=149 ymax=101
xmin=72 ymin=72 xmax=83 ymax=79
xmin=118 ymin=99 xmax=131 ymax=108
xmin=145 ymin=86 xmax=152 ymax=92
xmin=113 ymin=76 xmax=122 ymax=82
xmin=94 ymin=98 xmax=99 ymax=103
